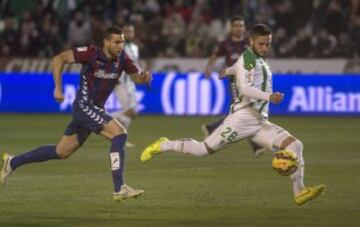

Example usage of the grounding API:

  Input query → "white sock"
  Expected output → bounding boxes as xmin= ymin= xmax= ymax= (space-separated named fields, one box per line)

xmin=287 ymin=140 xmax=305 ymax=195
xmin=161 ymin=139 xmax=209 ymax=157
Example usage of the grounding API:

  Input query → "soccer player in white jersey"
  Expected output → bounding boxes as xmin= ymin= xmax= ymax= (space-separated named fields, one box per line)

xmin=112 ymin=24 xmax=140 ymax=148
xmin=141 ymin=24 xmax=325 ymax=206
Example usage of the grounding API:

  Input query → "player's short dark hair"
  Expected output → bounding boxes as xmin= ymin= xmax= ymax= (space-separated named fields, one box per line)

xmin=104 ymin=26 xmax=123 ymax=40
xmin=251 ymin=24 xmax=272 ymax=37
xmin=230 ymin=15 xmax=244 ymax=24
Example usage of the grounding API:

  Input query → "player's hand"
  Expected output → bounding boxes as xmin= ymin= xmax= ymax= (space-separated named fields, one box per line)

xmin=141 ymin=71 xmax=152 ymax=84
xmin=54 ymin=87 xmax=64 ymax=103
xmin=269 ymin=92 xmax=284 ymax=104
xmin=218 ymin=68 xmax=227 ymax=79
xmin=204 ymin=67 xmax=212 ymax=78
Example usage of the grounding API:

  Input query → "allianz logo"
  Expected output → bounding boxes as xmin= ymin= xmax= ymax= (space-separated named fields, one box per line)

xmin=289 ymin=86 xmax=360 ymax=112
xmin=161 ymin=72 xmax=225 ymax=115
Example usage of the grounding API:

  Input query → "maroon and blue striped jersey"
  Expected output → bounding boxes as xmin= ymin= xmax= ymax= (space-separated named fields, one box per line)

xmin=215 ymin=37 xmax=248 ymax=66
xmin=214 ymin=37 xmax=248 ymax=103
xmin=72 ymin=45 xmax=139 ymax=108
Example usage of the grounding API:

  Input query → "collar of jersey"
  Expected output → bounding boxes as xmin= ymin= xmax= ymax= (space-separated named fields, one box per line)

xmin=99 ymin=48 xmax=121 ymax=62
xmin=247 ymin=48 xmax=263 ymax=59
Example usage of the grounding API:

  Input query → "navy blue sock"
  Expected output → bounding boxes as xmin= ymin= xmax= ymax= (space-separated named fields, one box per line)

xmin=207 ymin=116 xmax=226 ymax=134
xmin=110 ymin=134 xmax=127 ymax=193
xmin=10 ymin=145 xmax=59 ymax=170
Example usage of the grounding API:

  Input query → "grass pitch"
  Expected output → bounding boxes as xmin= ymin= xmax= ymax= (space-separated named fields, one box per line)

xmin=0 ymin=115 xmax=359 ymax=227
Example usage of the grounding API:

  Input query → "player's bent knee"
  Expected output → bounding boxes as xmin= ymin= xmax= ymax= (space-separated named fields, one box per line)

xmin=292 ymin=139 xmax=303 ymax=151
xmin=280 ymin=136 xmax=296 ymax=149
xmin=56 ymin=144 xmax=78 ymax=159
xmin=57 ymin=151 xmax=71 ymax=159
xmin=199 ymin=150 xmax=210 ymax=157
xmin=284 ymin=138 xmax=304 ymax=166
xmin=101 ymin=119 xmax=127 ymax=139
xmin=203 ymin=142 xmax=216 ymax=156
xmin=56 ymin=135 xmax=80 ymax=159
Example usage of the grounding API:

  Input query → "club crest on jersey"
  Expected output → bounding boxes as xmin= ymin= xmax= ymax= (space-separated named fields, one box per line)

xmin=94 ymin=69 xmax=117 ymax=79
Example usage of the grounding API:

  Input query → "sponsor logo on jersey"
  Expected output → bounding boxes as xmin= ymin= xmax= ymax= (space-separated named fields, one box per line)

xmin=94 ymin=70 xmax=118 ymax=79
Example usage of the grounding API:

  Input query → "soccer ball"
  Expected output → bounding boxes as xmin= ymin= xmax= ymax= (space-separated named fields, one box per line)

xmin=272 ymin=150 xmax=298 ymax=176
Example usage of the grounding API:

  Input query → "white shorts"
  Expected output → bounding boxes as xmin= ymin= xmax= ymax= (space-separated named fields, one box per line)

xmin=114 ymin=74 xmax=138 ymax=111
xmin=204 ymin=107 xmax=291 ymax=152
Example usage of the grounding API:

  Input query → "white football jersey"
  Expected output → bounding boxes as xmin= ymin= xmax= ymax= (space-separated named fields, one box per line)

xmin=230 ymin=48 xmax=273 ymax=118
xmin=124 ymin=42 xmax=139 ymax=63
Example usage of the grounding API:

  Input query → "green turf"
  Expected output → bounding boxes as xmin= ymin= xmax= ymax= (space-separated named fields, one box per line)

xmin=0 ymin=115 xmax=359 ymax=227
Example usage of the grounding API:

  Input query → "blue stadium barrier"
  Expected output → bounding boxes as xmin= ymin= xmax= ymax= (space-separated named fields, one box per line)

xmin=0 ymin=72 xmax=359 ymax=116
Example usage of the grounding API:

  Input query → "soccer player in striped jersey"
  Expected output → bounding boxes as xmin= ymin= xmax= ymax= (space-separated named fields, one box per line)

xmin=141 ymin=24 xmax=325 ymax=206
xmin=1 ymin=26 xmax=151 ymax=202
xmin=203 ymin=15 xmax=265 ymax=156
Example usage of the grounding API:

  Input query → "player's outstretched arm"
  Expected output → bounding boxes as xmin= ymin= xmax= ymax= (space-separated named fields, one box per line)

xmin=204 ymin=53 xmax=218 ymax=78
xmin=52 ymin=50 xmax=75 ymax=103
xmin=234 ymin=57 xmax=284 ymax=103
xmin=218 ymin=63 xmax=237 ymax=79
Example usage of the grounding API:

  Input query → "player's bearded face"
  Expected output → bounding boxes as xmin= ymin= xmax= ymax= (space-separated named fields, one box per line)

xmin=251 ymin=35 xmax=272 ymax=57
xmin=104 ymin=34 xmax=125 ymax=57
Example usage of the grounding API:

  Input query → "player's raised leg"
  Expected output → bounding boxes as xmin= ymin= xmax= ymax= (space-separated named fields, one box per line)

xmin=141 ymin=137 xmax=211 ymax=162
xmin=202 ymin=117 xmax=267 ymax=156
xmin=141 ymin=112 xmax=258 ymax=162
xmin=101 ymin=119 xmax=144 ymax=201
xmin=275 ymin=134 xmax=325 ymax=205
xmin=251 ymin=122 xmax=325 ymax=205
xmin=283 ymin=138 xmax=325 ymax=205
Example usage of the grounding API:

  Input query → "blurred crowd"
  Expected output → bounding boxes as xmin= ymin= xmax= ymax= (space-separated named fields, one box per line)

xmin=0 ymin=0 xmax=359 ymax=58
